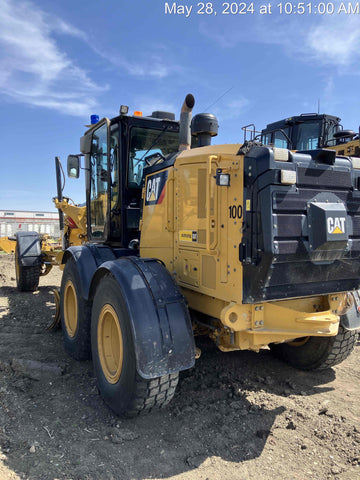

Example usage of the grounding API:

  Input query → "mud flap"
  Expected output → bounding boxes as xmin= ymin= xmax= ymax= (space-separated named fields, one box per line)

xmin=340 ymin=293 xmax=360 ymax=330
xmin=93 ymin=257 xmax=196 ymax=379
xmin=15 ymin=231 xmax=42 ymax=267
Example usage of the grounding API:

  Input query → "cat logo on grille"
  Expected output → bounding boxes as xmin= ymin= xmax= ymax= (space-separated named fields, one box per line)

xmin=327 ymin=217 xmax=346 ymax=235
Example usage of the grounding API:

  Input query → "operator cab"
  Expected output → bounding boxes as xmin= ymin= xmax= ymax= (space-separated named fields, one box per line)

xmin=71 ymin=110 xmax=180 ymax=248
xmin=261 ymin=113 xmax=356 ymax=150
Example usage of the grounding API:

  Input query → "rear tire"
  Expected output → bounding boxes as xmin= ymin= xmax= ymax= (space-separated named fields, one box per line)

xmin=15 ymin=244 xmax=40 ymax=292
xmin=60 ymin=257 xmax=92 ymax=360
xmin=91 ymin=274 xmax=179 ymax=417
xmin=270 ymin=326 xmax=358 ymax=370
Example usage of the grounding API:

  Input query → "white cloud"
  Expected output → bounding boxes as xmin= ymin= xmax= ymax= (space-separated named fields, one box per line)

xmin=199 ymin=6 xmax=360 ymax=69
xmin=305 ymin=15 xmax=360 ymax=66
xmin=123 ymin=59 xmax=170 ymax=79
xmin=0 ymin=0 xmax=103 ymax=116
xmin=90 ymin=45 xmax=173 ymax=79
xmin=0 ymin=0 xmax=185 ymax=116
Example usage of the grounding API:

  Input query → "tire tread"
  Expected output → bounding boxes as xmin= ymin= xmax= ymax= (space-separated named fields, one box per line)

xmin=60 ymin=257 xmax=92 ymax=360
xmin=16 ymin=265 xmax=40 ymax=292
xmin=271 ymin=325 xmax=359 ymax=370
xmin=316 ymin=326 xmax=358 ymax=370
xmin=126 ymin=373 xmax=179 ymax=417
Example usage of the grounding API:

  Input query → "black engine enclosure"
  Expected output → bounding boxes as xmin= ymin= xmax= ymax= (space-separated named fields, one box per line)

xmin=240 ymin=146 xmax=360 ymax=303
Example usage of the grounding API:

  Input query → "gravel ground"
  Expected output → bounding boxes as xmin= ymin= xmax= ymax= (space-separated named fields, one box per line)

xmin=0 ymin=252 xmax=359 ymax=480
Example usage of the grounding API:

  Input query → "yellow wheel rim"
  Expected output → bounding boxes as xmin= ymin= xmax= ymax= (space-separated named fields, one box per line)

xmin=287 ymin=337 xmax=310 ymax=347
xmin=98 ymin=304 xmax=123 ymax=384
xmin=64 ymin=280 xmax=78 ymax=338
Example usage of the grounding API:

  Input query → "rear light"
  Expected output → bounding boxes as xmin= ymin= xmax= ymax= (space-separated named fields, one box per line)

xmin=273 ymin=147 xmax=289 ymax=162
xmin=281 ymin=170 xmax=297 ymax=185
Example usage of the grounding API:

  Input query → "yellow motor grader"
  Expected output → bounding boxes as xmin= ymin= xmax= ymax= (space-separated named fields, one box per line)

xmin=0 ymin=237 xmax=16 ymax=253
xmin=51 ymin=95 xmax=360 ymax=417
xmin=1 ymin=234 xmax=60 ymax=254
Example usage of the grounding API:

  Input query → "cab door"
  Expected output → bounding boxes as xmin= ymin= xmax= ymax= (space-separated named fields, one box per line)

xmin=88 ymin=120 xmax=110 ymax=241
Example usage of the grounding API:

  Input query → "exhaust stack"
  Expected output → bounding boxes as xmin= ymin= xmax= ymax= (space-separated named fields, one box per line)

xmin=179 ymin=94 xmax=195 ymax=151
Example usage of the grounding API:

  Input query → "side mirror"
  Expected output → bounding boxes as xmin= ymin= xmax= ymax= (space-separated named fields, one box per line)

xmin=80 ymin=134 xmax=92 ymax=154
xmin=67 ymin=155 xmax=80 ymax=178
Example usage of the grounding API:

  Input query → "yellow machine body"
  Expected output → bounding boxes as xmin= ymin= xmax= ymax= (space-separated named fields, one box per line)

xmin=42 ymin=198 xmax=88 ymax=270
xmin=19 ymin=199 xmax=87 ymax=277
xmin=331 ymin=139 xmax=360 ymax=158
xmin=140 ymin=144 xmax=350 ymax=352
xmin=53 ymin=198 xmax=87 ymax=246
xmin=47 ymin=97 xmax=360 ymax=416
xmin=0 ymin=237 xmax=16 ymax=253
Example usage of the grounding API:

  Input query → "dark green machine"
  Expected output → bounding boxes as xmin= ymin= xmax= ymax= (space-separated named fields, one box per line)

xmin=261 ymin=113 xmax=358 ymax=151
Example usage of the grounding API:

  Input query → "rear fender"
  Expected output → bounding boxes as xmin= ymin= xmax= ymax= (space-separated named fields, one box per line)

xmin=62 ymin=245 xmax=132 ymax=300
xmin=90 ymin=257 xmax=196 ymax=379
xmin=62 ymin=246 xmax=99 ymax=300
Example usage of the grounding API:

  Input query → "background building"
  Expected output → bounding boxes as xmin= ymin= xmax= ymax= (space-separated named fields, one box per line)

xmin=0 ymin=210 xmax=60 ymax=238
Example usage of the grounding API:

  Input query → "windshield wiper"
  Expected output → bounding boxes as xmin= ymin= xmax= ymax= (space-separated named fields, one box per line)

xmin=144 ymin=152 xmax=166 ymax=167
xmin=140 ymin=125 xmax=169 ymax=164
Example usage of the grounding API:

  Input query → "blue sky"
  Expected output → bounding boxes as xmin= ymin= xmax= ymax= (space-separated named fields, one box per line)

xmin=1 ymin=0 xmax=360 ymax=211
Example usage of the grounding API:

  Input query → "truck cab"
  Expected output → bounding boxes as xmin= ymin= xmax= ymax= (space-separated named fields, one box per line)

xmin=261 ymin=113 xmax=348 ymax=150
xmin=73 ymin=110 xmax=181 ymax=248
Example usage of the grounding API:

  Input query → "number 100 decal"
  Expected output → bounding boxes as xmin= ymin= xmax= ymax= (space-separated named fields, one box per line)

xmin=229 ymin=205 xmax=243 ymax=219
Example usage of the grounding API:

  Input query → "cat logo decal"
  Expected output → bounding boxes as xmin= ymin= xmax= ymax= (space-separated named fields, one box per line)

xmin=327 ymin=217 xmax=346 ymax=235
xmin=145 ymin=171 xmax=168 ymax=206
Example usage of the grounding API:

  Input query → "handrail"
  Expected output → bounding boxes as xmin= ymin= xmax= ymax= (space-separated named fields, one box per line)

xmin=206 ymin=155 xmax=219 ymax=254
xmin=165 ymin=175 xmax=175 ymax=232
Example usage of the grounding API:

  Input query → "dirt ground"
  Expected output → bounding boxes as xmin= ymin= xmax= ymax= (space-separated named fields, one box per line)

xmin=0 ymin=252 xmax=359 ymax=480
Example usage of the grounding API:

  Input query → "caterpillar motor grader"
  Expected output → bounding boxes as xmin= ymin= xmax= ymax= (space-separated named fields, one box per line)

xmin=47 ymin=94 xmax=360 ymax=417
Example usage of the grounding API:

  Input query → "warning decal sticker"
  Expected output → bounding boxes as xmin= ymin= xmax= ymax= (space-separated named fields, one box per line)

xmin=179 ymin=230 xmax=198 ymax=242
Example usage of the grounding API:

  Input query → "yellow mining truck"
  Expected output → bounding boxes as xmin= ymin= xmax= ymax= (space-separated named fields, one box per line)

xmin=57 ymin=95 xmax=359 ymax=417
xmin=14 ymin=158 xmax=87 ymax=292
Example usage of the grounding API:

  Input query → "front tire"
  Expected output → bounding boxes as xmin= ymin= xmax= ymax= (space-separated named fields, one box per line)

xmin=91 ymin=274 xmax=179 ymax=417
xmin=270 ymin=326 xmax=358 ymax=370
xmin=60 ymin=257 xmax=92 ymax=360
xmin=15 ymin=243 xmax=40 ymax=292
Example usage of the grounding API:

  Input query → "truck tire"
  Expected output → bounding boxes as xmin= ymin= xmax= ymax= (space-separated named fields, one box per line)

xmin=270 ymin=326 xmax=358 ymax=370
xmin=91 ymin=273 xmax=179 ymax=417
xmin=60 ymin=257 xmax=92 ymax=360
xmin=15 ymin=244 xmax=40 ymax=292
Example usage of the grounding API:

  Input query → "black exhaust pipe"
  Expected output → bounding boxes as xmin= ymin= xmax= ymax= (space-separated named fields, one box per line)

xmin=55 ymin=157 xmax=64 ymax=231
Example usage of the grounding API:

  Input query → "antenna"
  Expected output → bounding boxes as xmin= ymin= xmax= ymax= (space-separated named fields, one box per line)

xmin=203 ymin=86 xmax=234 ymax=112
xmin=318 ymin=99 xmax=320 ymax=114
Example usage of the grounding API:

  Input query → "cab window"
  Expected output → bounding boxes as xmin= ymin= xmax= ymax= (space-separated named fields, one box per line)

xmin=128 ymin=127 xmax=179 ymax=188
xmin=89 ymin=123 xmax=108 ymax=238
xmin=296 ymin=122 xmax=320 ymax=150
xmin=274 ymin=128 xmax=289 ymax=148
xmin=325 ymin=122 xmax=338 ymax=147
xmin=262 ymin=132 xmax=272 ymax=145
